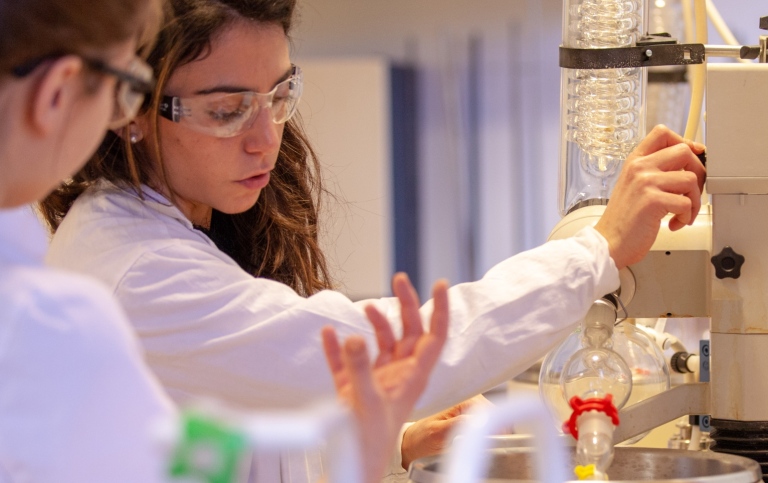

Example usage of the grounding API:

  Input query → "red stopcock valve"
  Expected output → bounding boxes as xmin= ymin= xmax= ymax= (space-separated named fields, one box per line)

xmin=563 ymin=394 xmax=620 ymax=439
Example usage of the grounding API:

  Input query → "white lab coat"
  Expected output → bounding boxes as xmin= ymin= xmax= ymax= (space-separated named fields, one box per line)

xmin=0 ymin=205 xmax=176 ymax=482
xmin=47 ymin=181 xmax=619 ymax=480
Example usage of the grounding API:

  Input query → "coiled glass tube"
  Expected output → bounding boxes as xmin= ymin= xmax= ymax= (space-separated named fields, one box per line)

xmin=559 ymin=0 xmax=646 ymax=214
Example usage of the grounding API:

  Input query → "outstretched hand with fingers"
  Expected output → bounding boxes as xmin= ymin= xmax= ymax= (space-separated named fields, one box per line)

xmin=321 ymin=273 xmax=449 ymax=483
xmin=594 ymin=124 xmax=707 ymax=269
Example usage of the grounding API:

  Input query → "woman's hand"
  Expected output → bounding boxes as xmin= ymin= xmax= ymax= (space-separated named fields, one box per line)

xmin=594 ymin=124 xmax=707 ymax=269
xmin=400 ymin=394 xmax=494 ymax=470
xmin=321 ymin=273 xmax=449 ymax=483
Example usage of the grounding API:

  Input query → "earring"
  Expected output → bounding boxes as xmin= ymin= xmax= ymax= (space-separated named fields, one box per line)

xmin=128 ymin=125 xmax=144 ymax=144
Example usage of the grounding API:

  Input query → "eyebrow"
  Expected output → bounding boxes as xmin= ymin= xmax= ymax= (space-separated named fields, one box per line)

xmin=193 ymin=66 xmax=294 ymax=96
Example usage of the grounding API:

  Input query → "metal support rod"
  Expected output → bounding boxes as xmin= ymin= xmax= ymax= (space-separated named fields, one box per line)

xmin=613 ymin=383 xmax=710 ymax=444
xmin=704 ymin=44 xmax=762 ymax=60
xmin=705 ymin=45 xmax=745 ymax=58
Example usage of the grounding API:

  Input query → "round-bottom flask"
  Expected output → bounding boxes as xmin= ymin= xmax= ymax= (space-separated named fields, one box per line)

xmin=540 ymin=321 xmax=670 ymax=436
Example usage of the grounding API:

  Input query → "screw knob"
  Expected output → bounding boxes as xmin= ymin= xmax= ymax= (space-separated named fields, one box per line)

xmin=711 ymin=246 xmax=745 ymax=279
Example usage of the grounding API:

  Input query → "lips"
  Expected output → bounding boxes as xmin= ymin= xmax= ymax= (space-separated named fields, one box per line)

xmin=237 ymin=172 xmax=271 ymax=191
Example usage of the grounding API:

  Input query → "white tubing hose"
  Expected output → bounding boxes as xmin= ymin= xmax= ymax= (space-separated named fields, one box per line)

xmin=684 ymin=0 xmax=707 ymax=141
xmin=682 ymin=0 xmax=695 ymax=44
xmin=445 ymin=395 xmax=568 ymax=483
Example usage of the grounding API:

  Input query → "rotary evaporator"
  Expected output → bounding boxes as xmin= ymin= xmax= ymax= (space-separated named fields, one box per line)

xmin=408 ymin=0 xmax=768 ymax=482
xmin=543 ymin=0 xmax=768 ymax=480
xmin=540 ymin=1 xmax=768 ymax=479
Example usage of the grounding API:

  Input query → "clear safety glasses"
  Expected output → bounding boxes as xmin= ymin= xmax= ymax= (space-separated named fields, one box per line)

xmin=11 ymin=54 xmax=155 ymax=129
xmin=158 ymin=65 xmax=303 ymax=138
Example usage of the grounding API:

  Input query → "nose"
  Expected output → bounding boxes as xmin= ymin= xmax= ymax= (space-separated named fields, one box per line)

xmin=242 ymin=105 xmax=282 ymax=156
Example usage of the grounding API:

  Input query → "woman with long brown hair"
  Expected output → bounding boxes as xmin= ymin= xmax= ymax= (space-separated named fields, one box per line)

xmin=42 ymin=0 xmax=706 ymax=478
xmin=0 ymin=0 xmax=446 ymax=480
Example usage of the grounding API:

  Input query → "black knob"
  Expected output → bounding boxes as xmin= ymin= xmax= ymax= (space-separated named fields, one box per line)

xmin=711 ymin=246 xmax=745 ymax=279
xmin=761 ymin=16 xmax=768 ymax=31
xmin=740 ymin=46 xmax=762 ymax=60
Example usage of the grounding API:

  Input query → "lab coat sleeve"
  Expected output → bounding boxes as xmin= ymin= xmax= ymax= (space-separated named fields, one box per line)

xmin=0 ymin=272 xmax=175 ymax=483
xmin=357 ymin=225 xmax=620 ymax=417
xmin=114 ymin=225 xmax=617 ymax=420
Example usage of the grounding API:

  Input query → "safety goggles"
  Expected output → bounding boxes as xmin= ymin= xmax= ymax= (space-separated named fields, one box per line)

xmin=11 ymin=55 xmax=155 ymax=129
xmin=158 ymin=65 xmax=303 ymax=138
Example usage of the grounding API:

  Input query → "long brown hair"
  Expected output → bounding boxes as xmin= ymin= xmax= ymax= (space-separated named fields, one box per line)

xmin=0 ymin=0 xmax=161 ymax=75
xmin=41 ymin=0 xmax=333 ymax=296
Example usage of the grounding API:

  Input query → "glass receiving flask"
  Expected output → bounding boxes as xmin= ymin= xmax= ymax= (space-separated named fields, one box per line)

xmin=539 ymin=297 xmax=670 ymax=479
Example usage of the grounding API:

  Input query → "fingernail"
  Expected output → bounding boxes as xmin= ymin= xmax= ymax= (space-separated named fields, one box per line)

xmin=693 ymin=142 xmax=706 ymax=151
xmin=346 ymin=337 xmax=366 ymax=355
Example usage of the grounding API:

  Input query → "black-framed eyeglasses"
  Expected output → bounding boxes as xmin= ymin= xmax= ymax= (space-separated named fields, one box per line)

xmin=11 ymin=54 xmax=155 ymax=129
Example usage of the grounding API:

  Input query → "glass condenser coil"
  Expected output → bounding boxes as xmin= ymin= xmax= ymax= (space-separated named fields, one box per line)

xmin=559 ymin=0 xmax=647 ymax=215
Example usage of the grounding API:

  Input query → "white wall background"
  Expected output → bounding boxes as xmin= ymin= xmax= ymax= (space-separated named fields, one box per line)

xmin=299 ymin=59 xmax=395 ymax=300
xmin=291 ymin=0 xmax=767 ymax=297
xmin=293 ymin=0 xmax=563 ymax=297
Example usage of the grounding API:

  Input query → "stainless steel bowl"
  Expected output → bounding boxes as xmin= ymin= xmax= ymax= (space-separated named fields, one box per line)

xmin=408 ymin=445 xmax=762 ymax=482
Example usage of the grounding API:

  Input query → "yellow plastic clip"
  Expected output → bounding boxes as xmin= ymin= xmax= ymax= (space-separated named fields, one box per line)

xmin=574 ymin=464 xmax=596 ymax=480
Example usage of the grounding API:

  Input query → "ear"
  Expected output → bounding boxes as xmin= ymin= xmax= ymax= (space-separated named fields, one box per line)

xmin=29 ymin=56 xmax=85 ymax=137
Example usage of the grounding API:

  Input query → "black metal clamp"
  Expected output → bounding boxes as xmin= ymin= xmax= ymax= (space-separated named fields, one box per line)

xmin=560 ymin=34 xmax=705 ymax=70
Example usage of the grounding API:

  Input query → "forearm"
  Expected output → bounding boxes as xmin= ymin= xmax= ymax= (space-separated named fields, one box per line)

xmin=401 ymin=227 xmax=618 ymax=418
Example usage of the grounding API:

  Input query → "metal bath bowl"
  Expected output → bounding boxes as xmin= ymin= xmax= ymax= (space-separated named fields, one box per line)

xmin=408 ymin=445 xmax=762 ymax=482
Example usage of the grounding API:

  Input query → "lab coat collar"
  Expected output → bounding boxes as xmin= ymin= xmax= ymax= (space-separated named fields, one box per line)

xmin=137 ymin=183 xmax=195 ymax=230
xmin=98 ymin=180 xmax=216 ymax=248
xmin=99 ymin=180 xmax=195 ymax=231
xmin=0 ymin=206 xmax=48 ymax=266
